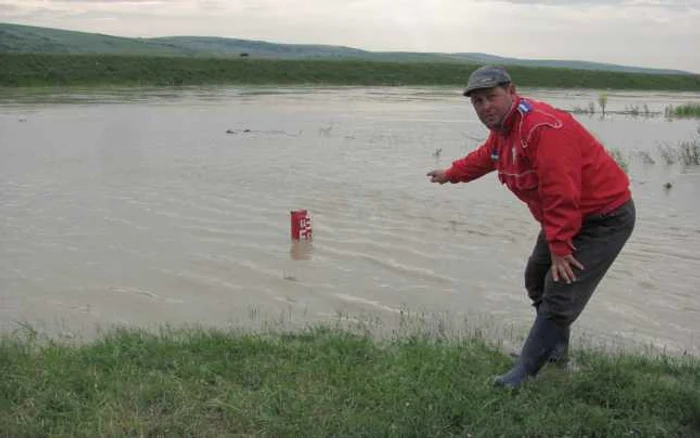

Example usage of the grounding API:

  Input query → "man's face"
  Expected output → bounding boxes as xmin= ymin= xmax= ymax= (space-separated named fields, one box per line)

xmin=469 ymin=84 xmax=516 ymax=131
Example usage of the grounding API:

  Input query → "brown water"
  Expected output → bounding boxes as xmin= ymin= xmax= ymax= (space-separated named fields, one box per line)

xmin=1 ymin=86 xmax=698 ymax=355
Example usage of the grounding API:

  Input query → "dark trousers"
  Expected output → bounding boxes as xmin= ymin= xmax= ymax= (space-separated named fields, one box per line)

xmin=525 ymin=199 xmax=636 ymax=326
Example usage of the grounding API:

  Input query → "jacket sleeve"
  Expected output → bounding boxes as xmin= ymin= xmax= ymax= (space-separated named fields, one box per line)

xmin=444 ymin=136 xmax=496 ymax=183
xmin=529 ymin=126 xmax=583 ymax=256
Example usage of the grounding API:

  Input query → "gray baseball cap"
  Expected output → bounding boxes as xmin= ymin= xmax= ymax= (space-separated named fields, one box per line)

xmin=463 ymin=65 xmax=512 ymax=97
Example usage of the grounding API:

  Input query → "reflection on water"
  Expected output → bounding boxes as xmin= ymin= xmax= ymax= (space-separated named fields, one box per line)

xmin=0 ymin=86 xmax=699 ymax=356
xmin=290 ymin=241 xmax=314 ymax=261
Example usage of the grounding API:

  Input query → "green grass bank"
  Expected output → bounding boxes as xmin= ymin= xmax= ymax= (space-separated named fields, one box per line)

xmin=2 ymin=53 xmax=700 ymax=91
xmin=2 ymin=326 xmax=699 ymax=437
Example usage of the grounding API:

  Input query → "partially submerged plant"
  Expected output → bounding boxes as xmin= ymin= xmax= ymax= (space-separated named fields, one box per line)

xmin=598 ymin=92 xmax=609 ymax=117
xmin=626 ymin=105 xmax=640 ymax=117
xmin=665 ymin=105 xmax=674 ymax=119
xmin=588 ymin=102 xmax=596 ymax=115
xmin=678 ymin=140 xmax=700 ymax=166
xmin=657 ymin=134 xmax=700 ymax=166
xmin=658 ymin=144 xmax=678 ymax=165
xmin=637 ymin=151 xmax=656 ymax=165
xmin=570 ymin=102 xmax=595 ymax=115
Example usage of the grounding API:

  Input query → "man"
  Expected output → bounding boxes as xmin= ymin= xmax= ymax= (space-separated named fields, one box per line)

xmin=427 ymin=65 xmax=635 ymax=389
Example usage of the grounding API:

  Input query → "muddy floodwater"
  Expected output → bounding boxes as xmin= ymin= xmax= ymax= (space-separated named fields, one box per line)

xmin=1 ymin=86 xmax=699 ymax=355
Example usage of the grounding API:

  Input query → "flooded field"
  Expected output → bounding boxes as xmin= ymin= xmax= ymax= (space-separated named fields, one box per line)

xmin=1 ymin=86 xmax=698 ymax=355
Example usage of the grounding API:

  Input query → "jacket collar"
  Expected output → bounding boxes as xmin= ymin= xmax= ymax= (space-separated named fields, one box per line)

xmin=497 ymin=94 xmax=523 ymax=135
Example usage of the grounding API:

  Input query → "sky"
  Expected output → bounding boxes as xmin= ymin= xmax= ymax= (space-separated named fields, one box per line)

xmin=2 ymin=0 xmax=699 ymax=73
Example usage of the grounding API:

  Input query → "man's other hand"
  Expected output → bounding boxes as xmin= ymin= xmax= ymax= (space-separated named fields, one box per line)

xmin=551 ymin=253 xmax=584 ymax=283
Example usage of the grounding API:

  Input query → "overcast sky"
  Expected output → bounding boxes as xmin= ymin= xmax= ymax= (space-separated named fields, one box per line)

xmin=2 ymin=0 xmax=699 ymax=73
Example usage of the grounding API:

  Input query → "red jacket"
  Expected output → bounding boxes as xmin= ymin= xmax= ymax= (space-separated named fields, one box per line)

xmin=445 ymin=95 xmax=631 ymax=256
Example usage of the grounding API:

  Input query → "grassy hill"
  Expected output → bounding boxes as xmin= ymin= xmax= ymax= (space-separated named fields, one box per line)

xmin=0 ymin=23 xmax=192 ymax=56
xmin=0 ymin=22 xmax=692 ymax=75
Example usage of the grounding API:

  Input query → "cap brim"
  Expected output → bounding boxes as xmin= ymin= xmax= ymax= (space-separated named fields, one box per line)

xmin=462 ymin=81 xmax=511 ymax=97
xmin=462 ymin=86 xmax=488 ymax=97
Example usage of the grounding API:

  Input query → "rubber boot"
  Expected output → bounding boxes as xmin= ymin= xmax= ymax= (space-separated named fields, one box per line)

xmin=509 ymin=325 xmax=569 ymax=364
xmin=494 ymin=314 xmax=569 ymax=389
xmin=510 ymin=318 xmax=570 ymax=364
xmin=548 ymin=325 xmax=570 ymax=367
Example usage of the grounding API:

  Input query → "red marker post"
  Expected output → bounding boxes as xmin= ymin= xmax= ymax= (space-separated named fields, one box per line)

xmin=290 ymin=210 xmax=312 ymax=241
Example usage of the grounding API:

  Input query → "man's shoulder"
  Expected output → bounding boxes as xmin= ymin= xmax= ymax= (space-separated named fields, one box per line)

xmin=517 ymin=98 xmax=569 ymax=145
xmin=519 ymin=97 xmax=568 ymax=115
xmin=519 ymin=98 xmax=568 ymax=125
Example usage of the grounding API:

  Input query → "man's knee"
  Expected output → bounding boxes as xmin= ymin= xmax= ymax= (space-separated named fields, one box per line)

xmin=539 ymin=276 xmax=600 ymax=326
xmin=539 ymin=301 xmax=578 ymax=326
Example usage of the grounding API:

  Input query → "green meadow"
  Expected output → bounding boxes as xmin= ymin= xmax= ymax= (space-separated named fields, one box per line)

xmin=2 ymin=53 xmax=700 ymax=91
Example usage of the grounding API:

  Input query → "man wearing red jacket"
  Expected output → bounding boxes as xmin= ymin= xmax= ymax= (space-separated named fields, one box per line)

xmin=427 ymin=65 xmax=635 ymax=389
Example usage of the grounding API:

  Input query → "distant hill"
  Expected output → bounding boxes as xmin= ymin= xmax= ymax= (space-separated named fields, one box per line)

xmin=0 ymin=23 xmax=193 ymax=57
xmin=0 ymin=22 xmax=692 ymax=76
xmin=445 ymin=53 xmax=692 ymax=75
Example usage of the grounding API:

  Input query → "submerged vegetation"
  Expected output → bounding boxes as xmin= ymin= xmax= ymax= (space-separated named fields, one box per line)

xmin=608 ymin=125 xmax=700 ymax=171
xmin=665 ymin=103 xmax=700 ymax=118
xmin=570 ymin=92 xmax=700 ymax=120
xmin=1 ymin=53 xmax=700 ymax=91
xmin=657 ymin=140 xmax=700 ymax=166
xmin=1 ymin=325 xmax=699 ymax=437
xmin=658 ymin=125 xmax=700 ymax=166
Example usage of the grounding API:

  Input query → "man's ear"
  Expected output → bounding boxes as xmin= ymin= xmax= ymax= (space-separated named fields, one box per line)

xmin=507 ymin=83 xmax=517 ymax=96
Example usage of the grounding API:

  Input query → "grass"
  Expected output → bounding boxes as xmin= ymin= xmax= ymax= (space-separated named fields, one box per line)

xmin=1 ymin=325 xmax=699 ymax=437
xmin=666 ymin=103 xmax=700 ymax=119
xmin=2 ymin=53 xmax=700 ymax=91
